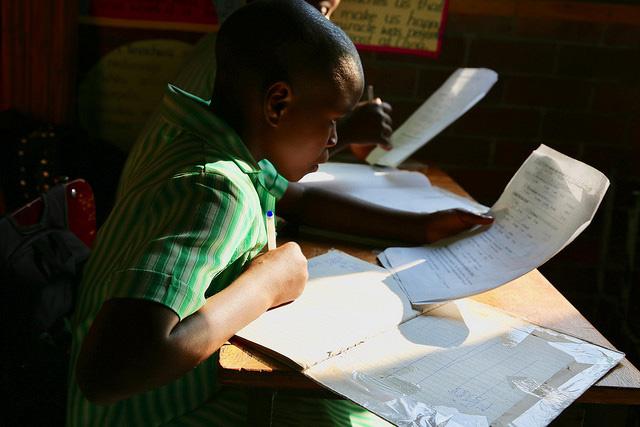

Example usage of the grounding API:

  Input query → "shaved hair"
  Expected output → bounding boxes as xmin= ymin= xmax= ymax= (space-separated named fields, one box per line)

xmin=213 ymin=0 xmax=362 ymax=110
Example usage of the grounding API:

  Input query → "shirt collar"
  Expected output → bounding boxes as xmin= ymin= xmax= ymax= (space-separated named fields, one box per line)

xmin=257 ymin=159 xmax=289 ymax=199
xmin=164 ymin=84 xmax=288 ymax=199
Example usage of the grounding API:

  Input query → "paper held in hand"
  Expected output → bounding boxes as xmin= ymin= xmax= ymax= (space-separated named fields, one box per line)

xmin=366 ymin=68 xmax=498 ymax=168
xmin=379 ymin=144 xmax=610 ymax=306
xmin=236 ymin=250 xmax=623 ymax=427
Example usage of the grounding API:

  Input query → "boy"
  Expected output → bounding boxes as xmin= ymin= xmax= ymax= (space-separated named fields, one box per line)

xmin=175 ymin=0 xmax=393 ymax=156
xmin=68 ymin=1 xmax=492 ymax=425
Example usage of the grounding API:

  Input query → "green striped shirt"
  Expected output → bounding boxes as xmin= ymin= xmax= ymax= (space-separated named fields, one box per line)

xmin=67 ymin=84 xmax=288 ymax=426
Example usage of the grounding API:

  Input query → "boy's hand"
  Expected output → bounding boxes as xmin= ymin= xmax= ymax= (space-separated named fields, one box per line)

xmin=247 ymin=242 xmax=308 ymax=308
xmin=334 ymin=99 xmax=393 ymax=157
xmin=423 ymin=209 xmax=494 ymax=243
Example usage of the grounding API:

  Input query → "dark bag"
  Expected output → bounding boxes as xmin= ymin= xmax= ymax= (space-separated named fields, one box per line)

xmin=0 ymin=182 xmax=92 ymax=425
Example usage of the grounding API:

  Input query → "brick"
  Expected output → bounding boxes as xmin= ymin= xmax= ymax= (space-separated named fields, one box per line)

xmin=630 ymin=273 xmax=640 ymax=317
xmin=555 ymin=45 xmax=597 ymax=79
xmin=515 ymin=1 xmax=597 ymax=22
xmin=375 ymin=35 xmax=466 ymax=68
xmin=541 ymin=112 xmax=627 ymax=144
xmin=492 ymin=140 xmax=534 ymax=167
xmin=361 ymin=63 xmax=419 ymax=99
xmin=448 ymin=106 xmax=541 ymax=138
xmin=631 ymin=120 xmax=640 ymax=144
xmin=449 ymin=0 xmax=516 ymax=16
xmin=503 ymin=75 xmax=591 ymax=109
xmin=552 ymin=237 xmax=602 ymax=265
xmin=614 ymin=178 xmax=640 ymax=209
xmin=468 ymin=38 xmax=556 ymax=74
xmin=416 ymin=68 xmax=461 ymax=99
xmin=557 ymin=45 xmax=640 ymax=83
xmin=540 ymin=259 xmax=601 ymax=297
xmin=515 ymin=18 xmax=605 ymax=44
xmin=610 ymin=4 xmax=640 ymax=26
xmin=543 ymin=141 xmax=582 ymax=160
xmin=581 ymin=144 xmax=636 ymax=177
xmin=435 ymin=36 xmax=468 ymax=67
xmin=591 ymin=47 xmax=640 ymax=84
xmin=556 ymin=45 xmax=640 ymax=84
xmin=357 ymin=51 xmax=377 ymax=65
xmin=372 ymin=36 xmax=467 ymax=68
xmin=444 ymin=168 xmax=515 ymax=205
xmin=478 ymin=76 xmax=505 ymax=106
xmin=591 ymin=82 xmax=640 ymax=115
xmin=584 ymin=299 xmax=620 ymax=339
xmin=446 ymin=14 xmax=514 ymax=37
xmin=603 ymin=23 xmax=640 ymax=47
xmin=387 ymin=100 xmax=425 ymax=126
xmin=604 ymin=208 xmax=638 ymax=262
xmin=413 ymin=135 xmax=493 ymax=168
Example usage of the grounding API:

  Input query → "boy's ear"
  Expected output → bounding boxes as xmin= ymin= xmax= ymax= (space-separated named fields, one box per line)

xmin=264 ymin=81 xmax=293 ymax=127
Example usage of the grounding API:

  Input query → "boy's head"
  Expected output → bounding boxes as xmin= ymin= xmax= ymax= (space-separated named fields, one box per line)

xmin=213 ymin=0 xmax=364 ymax=181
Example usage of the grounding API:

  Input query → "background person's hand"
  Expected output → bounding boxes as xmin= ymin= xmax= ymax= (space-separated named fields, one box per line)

xmin=334 ymin=98 xmax=393 ymax=159
xmin=246 ymin=241 xmax=308 ymax=308
xmin=422 ymin=209 xmax=494 ymax=243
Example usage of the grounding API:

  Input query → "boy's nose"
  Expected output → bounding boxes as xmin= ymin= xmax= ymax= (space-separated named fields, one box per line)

xmin=327 ymin=121 xmax=338 ymax=147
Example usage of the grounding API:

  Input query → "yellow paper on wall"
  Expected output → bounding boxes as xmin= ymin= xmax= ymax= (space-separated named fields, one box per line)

xmin=78 ymin=39 xmax=193 ymax=151
xmin=332 ymin=0 xmax=447 ymax=56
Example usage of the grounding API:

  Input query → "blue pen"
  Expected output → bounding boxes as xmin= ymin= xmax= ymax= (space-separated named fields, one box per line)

xmin=266 ymin=210 xmax=276 ymax=250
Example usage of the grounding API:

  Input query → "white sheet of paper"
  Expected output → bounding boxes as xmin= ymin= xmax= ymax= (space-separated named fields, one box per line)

xmin=299 ymin=162 xmax=431 ymax=191
xmin=366 ymin=68 xmax=498 ymax=168
xmin=380 ymin=145 xmax=610 ymax=304
xmin=300 ymin=162 xmax=488 ymax=214
xmin=305 ymin=299 xmax=624 ymax=427
xmin=236 ymin=251 xmax=420 ymax=369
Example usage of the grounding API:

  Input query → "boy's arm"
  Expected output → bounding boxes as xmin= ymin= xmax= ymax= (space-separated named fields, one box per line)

xmin=76 ymin=242 xmax=307 ymax=404
xmin=278 ymin=182 xmax=494 ymax=244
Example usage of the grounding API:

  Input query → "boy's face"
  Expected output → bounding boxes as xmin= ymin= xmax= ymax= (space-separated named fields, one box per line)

xmin=262 ymin=65 xmax=363 ymax=182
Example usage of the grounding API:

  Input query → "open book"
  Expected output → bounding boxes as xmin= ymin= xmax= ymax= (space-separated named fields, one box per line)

xmin=379 ymin=144 xmax=610 ymax=306
xmin=237 ymin=250 xmax=623 ymax=426
xmin=366 ymin=68 xmax=498 ymax=167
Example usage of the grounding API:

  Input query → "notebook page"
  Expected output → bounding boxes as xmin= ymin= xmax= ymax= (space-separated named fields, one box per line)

xmin=366 ymin=68 xmax=498 ymax=167
xmin=236 ymin=250 xmax=420 ymax=369
xmin=381 ymin=144 xmax=609 ymax=304
xmin=306 ymin=299 xmax=623 ymax=426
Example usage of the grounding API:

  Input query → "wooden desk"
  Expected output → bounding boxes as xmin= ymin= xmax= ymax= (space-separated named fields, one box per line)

xmin=219 ymin=166 xmax=640 ymax=423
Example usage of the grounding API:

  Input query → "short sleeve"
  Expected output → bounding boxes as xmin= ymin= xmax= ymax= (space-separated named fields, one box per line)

xmin=108 ymin=171 xmax=258 ymax=319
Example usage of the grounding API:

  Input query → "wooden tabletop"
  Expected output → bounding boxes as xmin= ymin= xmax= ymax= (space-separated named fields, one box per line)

xmin=219 ymin=166 xmax=640 ymax=405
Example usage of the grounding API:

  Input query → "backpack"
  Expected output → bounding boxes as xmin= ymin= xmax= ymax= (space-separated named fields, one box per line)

xmin=0 ymin=180 xmax=94 ymax=425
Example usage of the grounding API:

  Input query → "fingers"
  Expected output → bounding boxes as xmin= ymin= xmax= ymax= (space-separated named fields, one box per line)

xmin=455 ymin=209 xmax=494 ymax=225
xmin=425 ymin=210 xmax=494 ymax=243
xmin=340 ymin=99 xmax=394 ymax=147
xmin=378 ymin=100 xmax=392 ymax=115
xmin=368 ymin=100 xmax=393 ymax=146
xmin=379 ymin=122 xmax=393 ymax=150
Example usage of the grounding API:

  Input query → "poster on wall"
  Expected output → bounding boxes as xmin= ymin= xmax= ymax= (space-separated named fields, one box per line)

xmin=331 ymin=0 xmax=448 ymax=57
xmin=78 ymin=40 xmax=194 ymax=152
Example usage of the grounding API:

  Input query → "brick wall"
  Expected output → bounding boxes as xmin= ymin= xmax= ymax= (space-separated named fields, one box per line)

xmin=359 ymin=0 xmax=640 ymax=365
